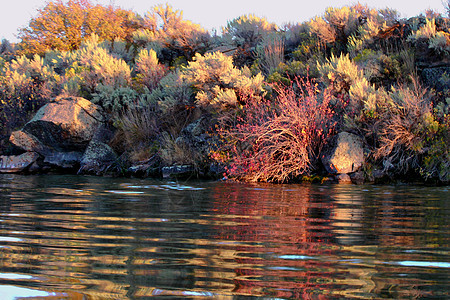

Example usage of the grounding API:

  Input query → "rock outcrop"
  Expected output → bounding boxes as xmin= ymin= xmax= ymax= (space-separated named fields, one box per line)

xmin=9 ymin=96 xmax=105 ymax=171
xmin=79 ymin=124 xmax=118 ymax=175
xmin=11 ymin=96 xmax=103 ymax=154
xmin=0 ymin=152 xmax=40 ymax=173
xmin=322 ymin=132 xmax=364 ymax=175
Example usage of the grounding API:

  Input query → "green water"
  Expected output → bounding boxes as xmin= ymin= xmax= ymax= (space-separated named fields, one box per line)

xmin=0 ymin=174 xmax=448 ymax=299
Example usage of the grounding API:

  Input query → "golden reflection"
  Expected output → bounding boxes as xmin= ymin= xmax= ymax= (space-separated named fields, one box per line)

xmin=0 ymin=178 xmax=445 ymax=299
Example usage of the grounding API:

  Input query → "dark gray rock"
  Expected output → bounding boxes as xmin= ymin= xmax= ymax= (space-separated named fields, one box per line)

xmin=176 ymin=116 xmax=218 ymax=160
xmin=43 ymin=151 xmax=83 ymax=169
xmin=349 ymin=171 xmax=365 ymax=185
xmin=421 ymin=67 xmax=450 ymax=93
xmin=79 ymin=140 xmax=117 ymax=175
xmin=162 ymin=165 xmax=195 ymax=179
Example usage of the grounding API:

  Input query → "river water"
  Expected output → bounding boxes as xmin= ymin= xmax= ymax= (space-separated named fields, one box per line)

xmin=0 ymin=174 xmax=448 ymax=299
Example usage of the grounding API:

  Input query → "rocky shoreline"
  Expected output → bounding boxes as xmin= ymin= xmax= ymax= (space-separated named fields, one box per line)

xmin=0 ymin=96 xmax=406 ymax=185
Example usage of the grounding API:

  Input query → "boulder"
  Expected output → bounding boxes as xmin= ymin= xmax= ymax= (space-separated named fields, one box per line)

xmin=349 ymin=171 xmax=365 ymax=185
xmin=79 ymin=140 xmax=117 ymax=175
xmin=336 ymin=173 xmax=352 ymax=184
xmin=0 ymin=152 xmax=40 ymax=173
xmin=8 ymin=96 xmax=105 ymax=171
xmin=10 ymin=96 xmax=103 ymax=153
xmin=322 ymin=132 xmax=364 ymax=174
xmin=162 ymin=165 xmax=195 ymax=179
xmin=9 ymin=130 xmax=47 ymax=154
xmin=78 ymin=123 xmax=118 ymax=175
xmin=43 ymin=151 xmax=83 ymax=169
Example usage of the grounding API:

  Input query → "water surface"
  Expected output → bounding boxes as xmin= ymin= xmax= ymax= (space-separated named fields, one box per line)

xmin=0 ymin=174 xmax=448 ymax=299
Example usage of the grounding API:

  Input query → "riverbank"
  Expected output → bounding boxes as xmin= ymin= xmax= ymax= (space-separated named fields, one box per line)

xmin=1 ymin=3 xmax=449 ymax=184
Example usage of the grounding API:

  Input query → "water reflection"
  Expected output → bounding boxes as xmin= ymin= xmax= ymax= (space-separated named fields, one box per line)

xmin=0 ymin=175 xmax=448 ymax=299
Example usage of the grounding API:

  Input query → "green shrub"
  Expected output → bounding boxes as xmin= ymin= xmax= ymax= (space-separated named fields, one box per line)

xmin=254 ymin=34 xmax=285 ymax=75
xmin=116 ymin=104 xmax=160 ymax=163
xmin=222 ymin=14 xmax=278 ymax=67
xmin=222 ymin=14 xmax=277 ymax=47
xmin=62 ymin=35 xmax=132 ymax=98
xmin=148 ymin=71 xmax=198 ymax=136
xmin=309 ymin=4 xmax=385 ymax=54
xmin=354 ymin=49 xmax=402 ymax=87
xmin=181 ymin=52 xmax=264 ymax=111
xmin=91 ymin=85 xmax=139 ymax=116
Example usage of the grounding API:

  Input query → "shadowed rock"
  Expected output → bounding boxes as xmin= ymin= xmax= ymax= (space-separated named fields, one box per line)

xmin=0 ymin=152 xmax=40 ymax=173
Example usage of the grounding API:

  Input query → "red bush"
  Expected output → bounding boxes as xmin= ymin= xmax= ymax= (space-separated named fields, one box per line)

xmin=216 ymin=77 xmax=345 ymax=182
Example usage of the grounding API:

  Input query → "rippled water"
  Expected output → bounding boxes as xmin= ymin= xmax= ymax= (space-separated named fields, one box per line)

xmin=0 ymin=174 xmax=448 ymax=299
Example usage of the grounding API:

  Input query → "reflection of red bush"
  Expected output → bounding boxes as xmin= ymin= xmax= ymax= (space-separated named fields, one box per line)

xmin=211 ymin=183 xmax=337 ymax=298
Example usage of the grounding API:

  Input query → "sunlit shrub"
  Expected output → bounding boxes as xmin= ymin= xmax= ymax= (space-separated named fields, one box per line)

xmin=181 ymin=52 xmax=264 ymax=111
xmin=408 ymin=18 xmax=437 ymax=40
xmin=0 ymin=54 xmax=59 ymax=137
xmin=407 ymin=18 xmax=450 ymax=56
xmin=18 ymin=0 xmax=140 ymax=55
xmin=317 ymin=53 xmax=362 ymax=95
xmin=134 ymin=48 xmax=168 ymax=92
xmin=374 ymin=82 xmax=444 ymax=178
xmin=309 ymin=4 xmax=386 ymax=54
xmin=62 ymin=35 xmax=132 ymax=98
xmin=133 ymin=4 xmax=210 ymax=64
xmin=215 ymin=77 xmax=343 ymax=183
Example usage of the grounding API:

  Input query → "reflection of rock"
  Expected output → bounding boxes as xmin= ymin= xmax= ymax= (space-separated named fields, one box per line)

xmin=0 ymin=152 xmax=40 ymax=173
xmin=322 ymin=132 xmax=364 ymax=175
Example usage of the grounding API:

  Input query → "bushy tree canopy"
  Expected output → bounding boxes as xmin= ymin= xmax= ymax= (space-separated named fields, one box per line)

xmin=18 ymin=0 xmax=140 ymax=55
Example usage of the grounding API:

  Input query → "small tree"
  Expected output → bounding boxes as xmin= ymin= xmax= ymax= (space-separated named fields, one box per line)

xmin=18 ymin=0 xmax=140 ymax=55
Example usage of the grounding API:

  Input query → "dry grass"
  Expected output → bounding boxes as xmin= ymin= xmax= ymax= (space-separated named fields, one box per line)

xmin=117 ymin=104 xmax=160 ymax=163
xmin=374 ymin=78 xmax=433 ymax=173
xmin=158 ymin=132 xmax=201 ymax=166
